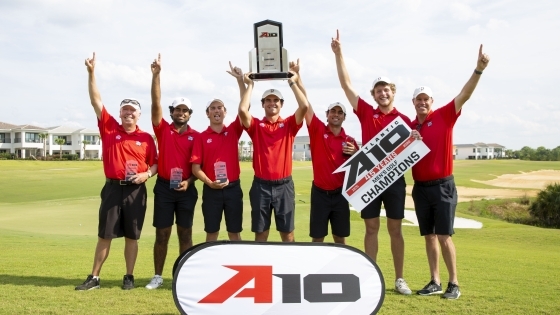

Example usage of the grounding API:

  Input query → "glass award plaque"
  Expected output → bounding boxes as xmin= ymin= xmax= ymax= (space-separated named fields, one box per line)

xmin=170 ymin=167 xmax=183 ymax=189
xmin=214 ymin=161 xmax=227 ymax=184
xmin=125 ymin=160 xmax=138 ymax=181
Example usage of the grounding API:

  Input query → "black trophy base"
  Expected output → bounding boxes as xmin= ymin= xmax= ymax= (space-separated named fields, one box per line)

xmin=249 ymin=72 xmax=293 ymax=81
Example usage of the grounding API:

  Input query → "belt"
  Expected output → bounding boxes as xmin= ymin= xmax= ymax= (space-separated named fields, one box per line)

xmin=224 ymin=179 xmax=240 ymax=189
xmin=106 ymin=178 xmax=135 ymax=186
xmin=253 ymin=176 xmax=292 ymax=186
xmin=157 ymin=176 xmax=170 ymax=183
xmin=414 ymin=175 xmax=454 ymax=187
xmin=313 ymin=182 xmax=342 ymax=195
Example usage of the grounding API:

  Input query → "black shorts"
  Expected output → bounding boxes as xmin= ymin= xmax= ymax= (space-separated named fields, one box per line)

xmin=152 ymin=177 xmax=198 ymax=229
xmin=412 ymin=176 xmax=457 ymax=236
xmin=361 ymin=176 xmax=406 ymax=220
xmin=98 ymin=181 xmax=147 ymax=240
xmin=309 ymin=183 xmax=350 ymax=239
xmin=250 ymin=176 xmax=295 ymax=233
xmin=201 ymin=180 xmax=243 ymax=233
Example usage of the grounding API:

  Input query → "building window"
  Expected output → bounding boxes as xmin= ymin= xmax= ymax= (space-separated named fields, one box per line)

xmin=25 ymin=133 xmax=41 ymax=143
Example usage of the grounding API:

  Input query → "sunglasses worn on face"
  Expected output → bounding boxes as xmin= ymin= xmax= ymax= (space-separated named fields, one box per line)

xmin=120 ymin=99 xmax=141 ymax=109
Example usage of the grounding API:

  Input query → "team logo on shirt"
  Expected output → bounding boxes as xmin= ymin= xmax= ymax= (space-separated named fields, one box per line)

xmin=373 ymin=114 xmax=379 ymax=119
xmin=427 ymin=121 xmax=432 ymax=127
xmin=259 ymin=123 xmax=265 ymax=127
xmin=207 ymin=139 xmax=213 ymax=143
xmin=224 ymin=131 xmax=228 ymax=136
xmin=116 ymin=135 xmax=121 ymax=140
xmin=135 ymin=141 xmax=141 ymax=146
xmin=324 ymin=134 xmax=328 ymax=139
xmin=188 ymin=136 xmax=193 ymax=141
xmin=279 ymin=123 xmax=284 ymax=128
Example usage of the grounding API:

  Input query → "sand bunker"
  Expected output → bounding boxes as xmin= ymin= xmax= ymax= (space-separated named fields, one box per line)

xmin=471 ymin=170 xmax=560 ymax=189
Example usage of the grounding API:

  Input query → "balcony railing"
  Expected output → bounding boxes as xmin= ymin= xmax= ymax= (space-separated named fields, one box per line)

xmin=14 ymin=138 xmax=21 ymax=143
xmin=0 ymin=138 xmax=11 ymax=143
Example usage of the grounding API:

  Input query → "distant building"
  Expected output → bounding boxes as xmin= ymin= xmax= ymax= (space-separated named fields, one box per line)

xmin=0 ymin=121 xmax=101 ymax=159
xmin=454 ymin=142 xmax=506 ymax=160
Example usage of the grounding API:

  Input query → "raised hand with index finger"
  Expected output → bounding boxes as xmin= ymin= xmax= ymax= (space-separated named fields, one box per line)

xmin=331 ymin=29 xmax=342 ymax=54
xmin=226 ymin=61 xmax=243 ymax=79
xmin=85 ymin=52 xmax=96 ymax=73
xmin=476 ymin=44 xmax=490 ymax=72
xmin=151 ymin=53 xmax=161 ymax=74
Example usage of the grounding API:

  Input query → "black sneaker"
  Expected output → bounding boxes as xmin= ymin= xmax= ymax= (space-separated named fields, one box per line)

xmin=417 ymin=280 xmax=443 ymax=295
xmin=442 ymin=282 xmax=461 ymax=299
xmin=122 ymin=274 xmax=135 ymax=290
xmin=75 ymin=275 xmax=100 ymax=291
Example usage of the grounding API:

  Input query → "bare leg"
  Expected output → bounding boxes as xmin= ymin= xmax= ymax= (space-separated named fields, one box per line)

xmin=91 ymin=237 xmax=112 ymax=276
xmin=425 ymin=234 xmax=440 ymax=283
xmin=153 ymin=227 xmax=171 ymax=275
xmin=227 ymin=232 xmax=241 ymax=241
xmin=280 ymin=231 xmax=294 ymax=242
xmin=255 ymin=230 xmax=269 ymax=241
xmin=387 ymin=218 xmax=405 ymax=279
xmin=124 ymin=237 xmax=138 ymax=275
xmin=312 ymin=237 xmax=325 ymax=242
xmin=176 ymin=225 xmax=193 ymax=254
xmin=206 ymin=232 xmax=219 ymax=242
xmin=332 ymin=235 xmax=346 ymax=245
xmin=438 ymin=235 xmax=458 ymax=285
xmin=363 ymin=217 xmax=380 ymax=262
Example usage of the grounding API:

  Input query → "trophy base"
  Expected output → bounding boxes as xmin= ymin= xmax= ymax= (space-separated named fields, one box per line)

xmin=249 ymin=72 xmax=293 ymax=81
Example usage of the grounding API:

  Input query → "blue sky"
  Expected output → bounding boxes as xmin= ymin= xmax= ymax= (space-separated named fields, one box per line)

xmin=1 ymin=0 xmax=559 ymax=149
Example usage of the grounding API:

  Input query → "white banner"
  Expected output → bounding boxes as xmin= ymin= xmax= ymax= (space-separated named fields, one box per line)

xmin=173 ymin=242 xmax=385 ymax=315
xmin=334 ymin=117 xmax=430 ymax=211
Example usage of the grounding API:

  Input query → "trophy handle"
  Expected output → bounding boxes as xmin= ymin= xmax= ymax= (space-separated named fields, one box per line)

xmin=248 ymin=72 xmax=293 ymax=81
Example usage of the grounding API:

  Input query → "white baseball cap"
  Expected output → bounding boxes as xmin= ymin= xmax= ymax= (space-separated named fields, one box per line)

xmin=261 ymin=89 xmax=284 ymax=100
xmin=120 ymin=98 xmax=141 ymax=111
xmin=327 ymin=102 xmax=346 ymax=114
xmin=171 ymin=97 xmax=192 ymax=109
xmin=372 ymin=76 xmax=392 ymax=88
xmin=412 ymin=86 xmax=433 ymax=99
xmin=206 ymin=98 xmax=225 ymax=109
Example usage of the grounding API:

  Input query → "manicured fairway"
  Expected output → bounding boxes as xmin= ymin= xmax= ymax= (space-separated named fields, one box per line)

xmin=1 ymin=160 xmax=559 ymax=314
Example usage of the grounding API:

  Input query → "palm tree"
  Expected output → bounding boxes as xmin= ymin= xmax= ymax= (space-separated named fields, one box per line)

xmin=248 ymin=141 xmax=253 ymax=159
xmin=38 ymin=133 xmax=48 ymax=160
xmin=82 ymin=140 xmax=90 ymax=160
xmin=54 ymin=138 xmax=65 ymax=160
xmin=238 ymin=140 xmax=245 ymax=159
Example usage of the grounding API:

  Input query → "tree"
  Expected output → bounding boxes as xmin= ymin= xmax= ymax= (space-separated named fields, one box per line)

xmin=528 ymin=183 xmax=560 ymax=228
xmin=534 ymin=146 xmax=551 ymax=161
xmin=54 ymin=138 xmax=65 ymax=160
xmin=38 ymin=133 xmax=48 ymax=160
xmin=248 ymin=141 xmax=253 ymax=159
xmin=518 ymin=146 xmax=534 ymax=160
xmin=238 ymin=140 xmax=245 ymax=159
xmin=82 ymin=140 xmax=90 ymax=160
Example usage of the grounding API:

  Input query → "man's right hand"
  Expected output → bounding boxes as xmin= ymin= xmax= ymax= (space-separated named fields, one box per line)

xmin=331 ymin=29 xmax=342 ymax=55
xmin=151 ymin=53 xmax=161 ymax=75
xmin=227 ymin=61 xmax=243 ymax=79
xmin=85 ymin=52 xmax=96 ymax=73
xmin=243 ymin=72 xmax=254 ymax=86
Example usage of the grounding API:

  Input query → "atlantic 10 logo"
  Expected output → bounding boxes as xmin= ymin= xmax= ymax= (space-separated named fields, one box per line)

xmin=172 ymin=242 xmax=385 ymax=315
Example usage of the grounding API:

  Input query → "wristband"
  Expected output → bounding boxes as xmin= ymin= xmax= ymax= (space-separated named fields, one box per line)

xmin=474 ymin=69 xmax=483 ymax=75
xmin=289 ymin=81 xmax=295 ymax=87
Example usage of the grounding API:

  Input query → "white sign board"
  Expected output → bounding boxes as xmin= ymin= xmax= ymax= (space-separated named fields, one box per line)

xmin=334 ymin=117 xmax=430 ymax=211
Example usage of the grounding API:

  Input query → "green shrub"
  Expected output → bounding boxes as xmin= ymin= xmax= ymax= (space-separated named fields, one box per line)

xmin=0 ymin=153 xmax=15 ymax=159
xmin=62 ymin=154 xmax=79 ymax=161
xmin=528 ymin=183 xmax=560 ymax=228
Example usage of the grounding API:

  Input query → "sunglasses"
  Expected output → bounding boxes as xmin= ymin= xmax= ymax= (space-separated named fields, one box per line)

xmin=120 ymin=99 xmax=141 ymax=109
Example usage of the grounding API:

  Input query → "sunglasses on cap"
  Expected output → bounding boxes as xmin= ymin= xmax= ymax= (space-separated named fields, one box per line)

xmin=120 ymin=99 xmax=141 ymax=109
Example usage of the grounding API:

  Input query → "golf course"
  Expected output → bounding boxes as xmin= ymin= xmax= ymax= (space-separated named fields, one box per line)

xmin=1 ymin=159 xmax=559 ymax=314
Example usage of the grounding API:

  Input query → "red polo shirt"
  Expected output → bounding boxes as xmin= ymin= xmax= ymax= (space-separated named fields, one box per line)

xmin=153 ymin=118 xmax=198 ymax=181
xmin=98 ymin=106 xmax=157 ymax=179
xmin=411 ymin=100 xmax=461 ymax=181
xmin=354 ymin=97 xmax=412 ymax=144
xmin=190 ymin=117 xmax=244 ymax=182
xmin=308 ymin=114 xmax=359 ymax=190
xmin=245 ymin=115 xmax=303 ymax=180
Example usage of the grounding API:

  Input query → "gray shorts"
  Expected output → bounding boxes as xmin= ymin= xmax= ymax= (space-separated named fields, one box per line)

xmin=412 ymin=176 xmax=457 ymax=236
xmin=249 ymin=176 xmax=295 ymax=233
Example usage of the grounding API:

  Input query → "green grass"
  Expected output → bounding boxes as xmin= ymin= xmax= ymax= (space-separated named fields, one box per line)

xmin=1 ymin=160 xmax=560 ymax=314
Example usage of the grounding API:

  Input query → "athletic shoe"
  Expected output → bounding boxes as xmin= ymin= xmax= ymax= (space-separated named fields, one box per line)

xmin=417 ymin=280 xmax=443 ymax=296
xmin=442 ymin=282 xmax=461 ymax=299
xmin=75 ymin=275 xmax=100 ymax=291
xmin=394 ymin=278 xmax=412 ymax=295
xmin=122 ymin=274 xmax=135 ymax=290
xmin=145 ymin=275 xmax=163 ymax=290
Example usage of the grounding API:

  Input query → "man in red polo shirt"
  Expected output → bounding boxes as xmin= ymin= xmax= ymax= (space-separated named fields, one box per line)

xmin=144 ymin=54 xmax=199 ymax=290
xmin=331 ymin=29 xmax=413 ymax=295
xmin=411 ymin=45 xmax=490 ymax=300
xmin=76 ymin=52 xmax=158 ymax=291
xmin=238 ymin=70 xmax=309 ymax=242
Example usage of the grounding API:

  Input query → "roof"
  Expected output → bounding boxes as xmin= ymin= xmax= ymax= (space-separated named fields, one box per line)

xmin=0 ymin=121 xmax=19 ymax=130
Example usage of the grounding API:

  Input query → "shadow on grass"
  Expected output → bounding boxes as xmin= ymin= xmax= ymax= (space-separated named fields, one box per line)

xmin=0 ymin=274 xmax=171 ymax=291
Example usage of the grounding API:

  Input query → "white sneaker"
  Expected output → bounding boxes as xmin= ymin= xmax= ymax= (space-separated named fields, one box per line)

xmin=395 ymin=278 xmax=412 ymax=295
xmin=145 ymin=275 xmax=163 ymax=289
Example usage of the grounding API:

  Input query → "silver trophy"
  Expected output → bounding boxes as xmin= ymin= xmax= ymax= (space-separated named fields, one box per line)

xmin=248 ymin=19 xmax=292 ymax=81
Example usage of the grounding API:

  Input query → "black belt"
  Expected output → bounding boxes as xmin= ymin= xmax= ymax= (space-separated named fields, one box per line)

xmin=313 ymin=182 xmax=342 ymax=195
xmin=224 ymin=179 xmax=240 ymax=189
xmin=414 ymin=175 xmax=454 ymax=187
xmin=254 ymin=176 xmax=292 ymax=186
xmin=157 ymin=176 xmax=170 ymax=183
xmin=106 ymin=178 xmax=135 ymax=186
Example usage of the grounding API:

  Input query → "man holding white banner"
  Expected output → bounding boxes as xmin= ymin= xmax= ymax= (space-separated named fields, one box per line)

xmin=332 ymin=29 xmax=413 ymax=295
xmin=411 ymin=45 xmax=490 ymax=300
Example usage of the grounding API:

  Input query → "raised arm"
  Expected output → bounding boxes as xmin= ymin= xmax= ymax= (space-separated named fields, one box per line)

xmin=238 ymin=73 xmax=254 ymax=128
xmin=454 ymin=44 xmax=490 ymax=113
xmin=331 ymin=30 xmax=359 ymax=110
xmin=227 ymin=61 xmax=246 ymax=99
xmin=290 ymin=59 xmax=314 ymax=125
xmin=288 ymin=71 xmax=309 ymax=125
xmin=85 ymin=52 xmax=103 ymax=119
xmin=151 ymin=53 xmax=163 ymax=126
